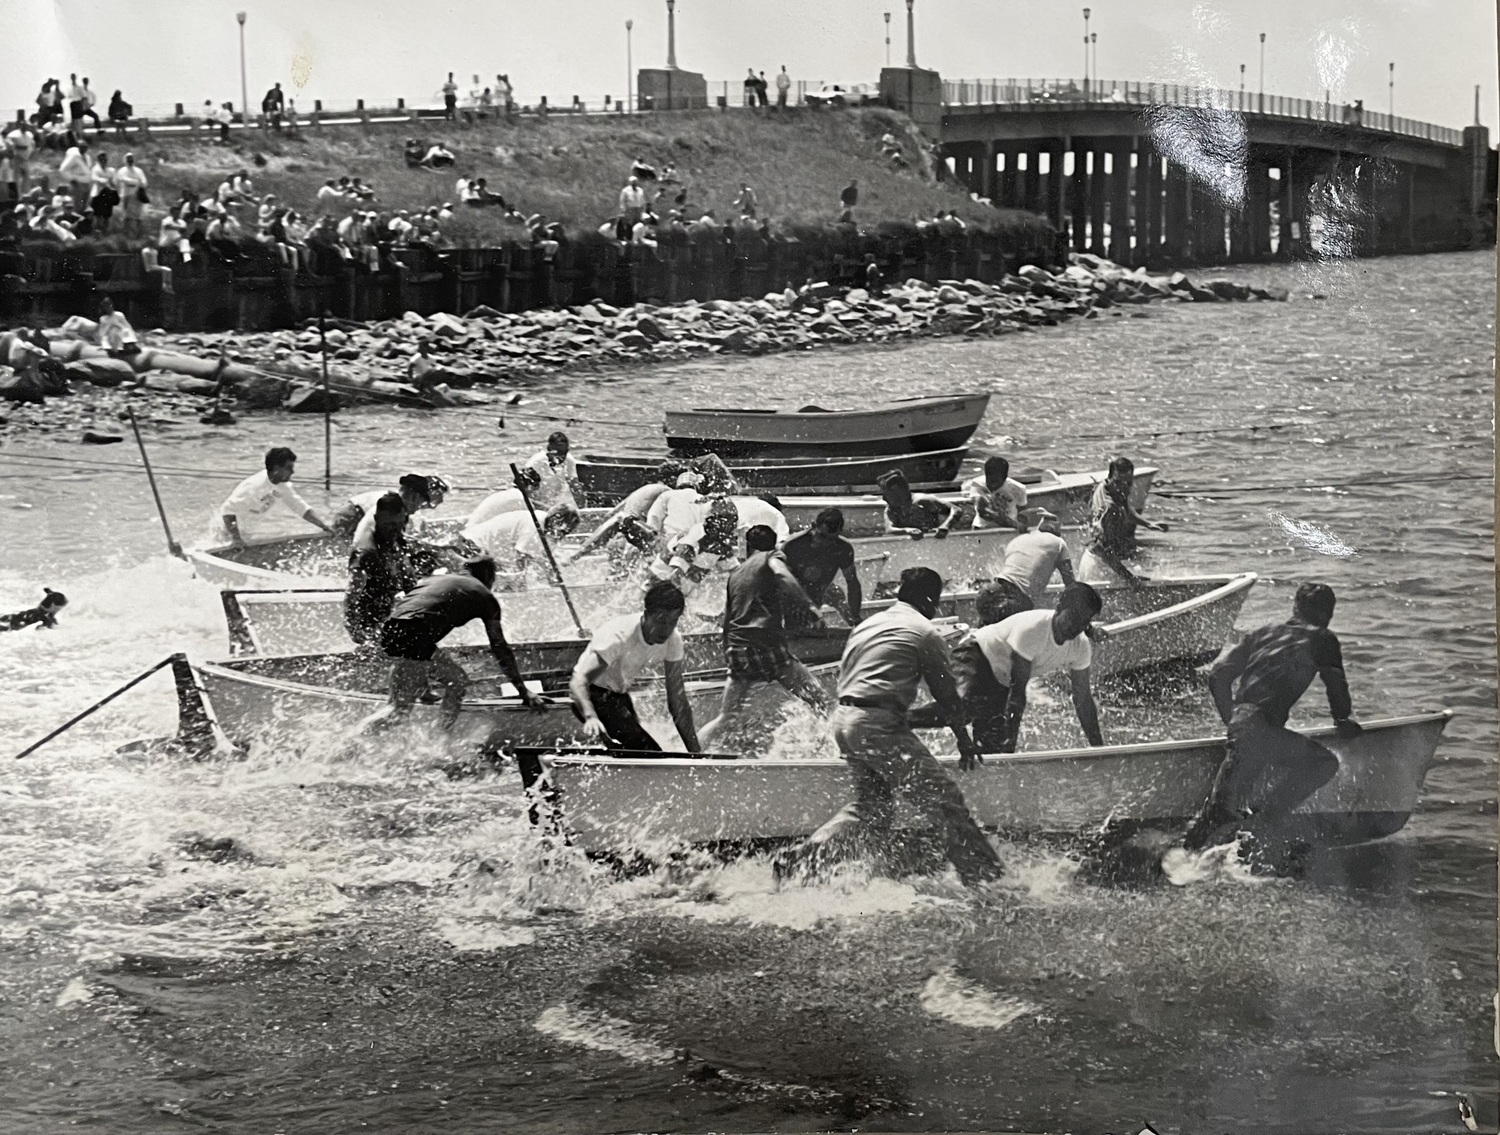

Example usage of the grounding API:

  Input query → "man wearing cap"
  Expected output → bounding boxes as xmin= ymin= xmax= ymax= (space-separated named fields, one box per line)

xmin=646 ymin=470 xmax=711 ymax=549
xmin=963 ymin=456 xmax=1029 ymax=530
xmin=775 ymin=567 xmax=1003 ymax=888
xmin=335 ymin=473 xmax=447 ymax=546
xmin=700 ymin=524 xmax=831 ymax=748
xmin=1179 ymin=582 xmax=1363 ymax=853
xmin=878 ymin=469 xmax=954 ymax=539
xmin=974 ymin=509 xmax=1075 ymax=627
xmin=937 ymin=582 xmax=1105 ymax=754
xmin=361 ymin=556 xmax=548 ymax=732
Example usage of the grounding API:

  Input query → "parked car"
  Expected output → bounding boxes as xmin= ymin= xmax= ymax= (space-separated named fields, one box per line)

xmin=804 ymin=83 xmax=881 ymax=108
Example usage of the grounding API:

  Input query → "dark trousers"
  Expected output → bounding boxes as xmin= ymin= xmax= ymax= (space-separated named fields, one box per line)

xmin=1182 ymin=712 xmax=1341 ymax=850
xmin=574 ymin=685 xmax=663 ymax=753
xmin=975 ymin=578 xmax=1033 ymax=628
xmin=951 ymin=639 xmax=1014 ymax=753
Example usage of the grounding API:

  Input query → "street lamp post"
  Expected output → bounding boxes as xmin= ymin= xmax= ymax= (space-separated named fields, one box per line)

xmin=884 ymin=11 xmax=891 ymax=67
xmin=1090 ymin=32 xmax=1097 ymax=90
xmin=236 ymin=11 xmax=249 ymax=130
xmin=1082 ymin=8 xmax=1091 ymax=97
xmin=904 ymin=0 xmax=915 ymax=69
xmin=1258 ymin=32 xmax=1265 ymax=113
xmin=1388 ymin=62 xmax=1394 ymax=118
xmin=626 ymin=20 xmax=634 ymax=113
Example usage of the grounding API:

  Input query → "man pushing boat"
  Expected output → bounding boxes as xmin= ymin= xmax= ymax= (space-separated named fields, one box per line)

xmin=1078 ymin=456 xmax=1166 ymax=584
xmin=973 ymin=509 xmax=1075 ymax=626
xmin=774 ymin=567 xmax=1003 ymax=888
xmin=566 ymin=460 xmax=686 ymax=561
xmin=1178 ymin=582 xmax=1362 ymax=853
xmin=569 ymin=580 xmax=702 ymax=753
xmin=359 ymin=556 xmax=549 ymax=732
xmin=699 ymin=525 xmax=831 ymax=749
xmin=211 ymin=447 xmax=334 ymax=548
xmin=780 ymin=507 xmax=864 ymax=626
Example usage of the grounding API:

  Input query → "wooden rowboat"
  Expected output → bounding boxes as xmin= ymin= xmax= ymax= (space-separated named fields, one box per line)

xmin=185 ymin=638 xmax=852 ymax=753
xmin=576 ymin=447 xmax=969 ymax=505
xmin=529 ymin=711 xmax=1454 ymax=854
xmin=664 ymin=393 xmax=991 ymax=457
xmin=777 ymin=465 xmax=1159 ymax=536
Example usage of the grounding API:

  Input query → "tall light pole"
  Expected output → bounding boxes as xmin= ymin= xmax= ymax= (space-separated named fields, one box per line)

xmin=1258 ymin=32 xmax=1265 ymax=113
xmin=1240 ymin=63 xmax=1246 ymax=112
xmin=1090 ymin=32 xmax=1097 ymax=88
xmin=904 ymin=0 xmax=915 ymax=68
xmin=666 ymin=0 xmax=677 ymax=70
xmin=236 ymin=11 xmax=249 ymax=129
xmin=884 ymin=11 xmax=891 ymax=67
xmin=1082 ymin=8 xmax=1091 ymax=96
xmin=1388 ymin=61 xmax=1394 ymax=118
xmin=626 ymin=20 xmax=634 ymax=113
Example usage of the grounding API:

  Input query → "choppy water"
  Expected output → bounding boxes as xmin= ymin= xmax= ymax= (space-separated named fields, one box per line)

xmin=0 ymin=251 xmax=1494 ymax=1134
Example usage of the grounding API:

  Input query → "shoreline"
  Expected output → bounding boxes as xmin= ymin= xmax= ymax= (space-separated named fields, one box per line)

xmin=0 ymin=253 xmax=1288 ymax=441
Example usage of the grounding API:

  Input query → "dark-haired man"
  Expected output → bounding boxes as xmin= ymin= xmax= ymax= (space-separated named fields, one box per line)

xmin=963 ymin=455 xmax=1028 ymax=530
xmin=700 ymin=525 xmax=831 ymax=748
xmin=776 ymin=567 xmax=1003 ymax=887
xmin=344 ymin=493 xmax=417 ymax=646
xmin=781 ymin=507 xmax=864 ymax=626
xmin=940 ymin=582 xmax=1104 ymax=754
xmin=523 ymin=430 xmax=581 ymax=509
xmin=878 ymin=469 xmax=954 ymax=539
xmin=1079 ymin=456 xmax=1166 ymax=584
xmin=1180 ymin=582 xmax=1362 ymax=852
xmin=212 ymin=446 xmax=333 ymax=547
xmin=361 ymin=556 xmax=548 ymax=732
xmin=973 ymin=509 xmax=1075 ymax=627
xmin=570 ymin=580 xmax=702 ymax=753
xmin=333 ymin=472 xmax=446 ymax=546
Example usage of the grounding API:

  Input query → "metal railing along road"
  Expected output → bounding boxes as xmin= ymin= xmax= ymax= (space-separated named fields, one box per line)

xmin=941 ymin=77 xmax=1466 ymax=147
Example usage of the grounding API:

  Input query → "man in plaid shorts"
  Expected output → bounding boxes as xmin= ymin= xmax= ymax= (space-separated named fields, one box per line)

xmin=699 ymin=525 xmax=832 ymax=748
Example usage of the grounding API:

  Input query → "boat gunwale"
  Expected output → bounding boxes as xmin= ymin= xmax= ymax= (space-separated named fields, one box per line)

xmin=579 ymin=445 xmax=972 ymax=472
xmin=1092 ymin=572 xmax=1257 ymax=635
xmin=539 ymin=710 xmax=1454 ymax=770
xmin=665 ymin=393 xmax=989 ymax=424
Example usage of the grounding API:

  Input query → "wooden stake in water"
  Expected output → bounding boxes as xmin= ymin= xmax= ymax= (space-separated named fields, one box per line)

xmin=123 ymin=407 xmax=183 ymax=559
xmin=509 ymin=462 xmax=584 ymax=636
xmin=319 ymin=310 xmax=332 ymax=492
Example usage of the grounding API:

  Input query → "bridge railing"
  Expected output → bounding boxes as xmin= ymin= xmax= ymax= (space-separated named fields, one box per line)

xmin=941 ymin=78 xmax=1465 ymax=147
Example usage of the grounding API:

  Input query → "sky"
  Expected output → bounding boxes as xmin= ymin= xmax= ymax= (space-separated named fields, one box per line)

xmin=0 ymin=0 xmax=1493 ymax=129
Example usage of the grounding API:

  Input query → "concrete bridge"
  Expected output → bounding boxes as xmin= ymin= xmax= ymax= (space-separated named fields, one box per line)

xmin=883 ymin=70 xmax=1494 ymax=266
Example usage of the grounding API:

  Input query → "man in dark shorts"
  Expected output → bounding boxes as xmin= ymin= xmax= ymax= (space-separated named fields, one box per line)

xmin=0 ymin=587 xmax=67 ymax=632
xmin=1180 ymin=582 xmax=1363 ymax=852
xmin=360 ymin=557 xmax=548 ymax=732
xmin=569 ymin=580 xmax=702 ymax=753
xmin=700 ymin=525 xmax=832 ymax=748
xmin=974 ymin=509 xmax=1075 ymax=627
xmin=781 ymin=507 xmax=864 ymax=626
xmin=877 ymin=469 xmax=954 ymax=538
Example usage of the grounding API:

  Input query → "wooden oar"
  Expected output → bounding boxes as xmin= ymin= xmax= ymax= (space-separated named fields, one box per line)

xmin=14 ymin=654 xmax=177 ymax=760
xmin=508 ymin=461 xmax=585 ymax=637
xmin=122 ymin=408 xmax=184 ymax=560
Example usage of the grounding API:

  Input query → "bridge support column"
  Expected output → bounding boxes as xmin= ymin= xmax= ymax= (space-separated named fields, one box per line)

xmin=1069 ymin=142 xmax=1089 ymax=252
xmin=1022 ymin=147 xmax=1042 ymax=214
xmin=1046 ymin=141 xmax=1066 ymax=232
xmin=1108 ymin=144 xmax=1132 ymax=263
xmin=980 ymin=140 xmax=997 ymax=201
xmin=1397 ymin=162 xmax=1416 ymax=252
xmin=1164 ymin=160 xmax=1190 ymax=263
xmin=1355 ymin=157 xmax=1378 ymax=256
xmin=1275 ymin=151 xmax=1297 ymax=259
xmin=1140 ymin=145 xmax=1162 ymax=267
xmin=998 ymin=145 xmax=1018 ymax=209
xmin=1087 ymin=147 xmax=1108 ymax=257
xmin=1192 ymin=181 xmax=1225 ymax=265
xmin=1247 ymin=160 xmax=1272 ymax=260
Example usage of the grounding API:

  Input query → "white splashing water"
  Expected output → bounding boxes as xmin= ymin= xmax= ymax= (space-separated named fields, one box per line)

xmin=1268 ymin=510 xmax=1357 ymax=557
xmin=534 ymin=1004 xmax=676 ymax=1065
xmin=919 ymin=966 xmax=1038 ymax=1030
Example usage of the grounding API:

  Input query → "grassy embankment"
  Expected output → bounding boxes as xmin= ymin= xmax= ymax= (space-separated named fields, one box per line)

xmin=51 ymin=107 xmax=1048 ymax=247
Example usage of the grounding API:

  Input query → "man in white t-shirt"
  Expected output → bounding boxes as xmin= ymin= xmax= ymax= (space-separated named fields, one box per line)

xmin=949 ymin=582 xmax=1104 ymax=753
xmin=645 ymin=472 xmax=712 ymax=547
xmin=522 ymin=431 xmax=581 ymax=508
xmin=646 ymin=502 xmax=739 ymax=598
xmin=567 ymin=461 xmax=686 ymax=561
xmin=465 ymin=467 xmax=542 ymax=528
xmin=211 ymin=446 xmax=334 ymax=547
xmin=975 ymin=509 xmax=1075 ymax=626
xmin=336 ymin=473 xmax=446 ymax=548
xmin=963 ymin=456 xmax=1029 ymax=530
xmin=462 ymin=503 xmax=578 ymax=583
xmin=569 ymin=580 xmax=701 ymax=752
xmin=730 ymin=494 xmax=790 ymax=544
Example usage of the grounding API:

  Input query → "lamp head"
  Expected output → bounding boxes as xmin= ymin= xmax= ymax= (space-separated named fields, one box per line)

xmin=236 ymin=10 xmax=246 ymax=23
xmin=626 ymin=18 xmax=633 ymax=29
xmin=1083 ymin=7 xmax=1090 ymax=19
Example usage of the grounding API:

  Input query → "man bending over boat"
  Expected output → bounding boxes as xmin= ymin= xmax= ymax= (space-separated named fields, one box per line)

xmin=467 ymin=467 xmax=542 ymax=529
xmin=566 ymin=461 xmax=685 ymax=562
xmin=333 ymin=473 xmax=447 ymax=544
xmin=344 ymin=493 xmax=417 ymax=647
xmin=877 ymin=470 xmax=954 ymax=539
xmin=570 ymin=580 xmax=702 ymax=753
xmin=1077 ymin=456 xmax=1166 ymax=584
xmin=963 ymin=456 xmax=1029 ymax=530
xmin=924 ymin=582 xmax=1104 ymax=754
xmin=974 ymin=509 xmax=1075 ymax=627
xmin=211 ymin=447 xmax=334 ymax=548
xmin=700 ymin=525 xmax=831 ymax=748
xmin=774 ymin=567 xmax=1003 ymax=888
xmin=360 ymin=556 xmax=548 ymax=732
xmin=645 ymin=502 xmax=740 ymax=598
xmin=781 ymin=507 xmax=864 ymax=627
xmin=461 ymin=503 xmax=580 ymax=586
xmin=1179 ymin=582 xmax=1362 ymax=853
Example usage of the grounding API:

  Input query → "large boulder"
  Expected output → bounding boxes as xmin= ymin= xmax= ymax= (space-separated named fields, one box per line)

xmin=0 ymin=372 xmax=47 ymax=403
xmin=284 ymin=385 xmax=345 ymax=413
xmin=232 ymin=373 xmax=292 ymax=409
xmin=1203 ymin=279 xmax=1252 ymax=301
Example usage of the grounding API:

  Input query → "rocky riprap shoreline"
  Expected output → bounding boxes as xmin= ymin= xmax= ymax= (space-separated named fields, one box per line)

xmin=1 ymin=254 xmax=1288 ymax=438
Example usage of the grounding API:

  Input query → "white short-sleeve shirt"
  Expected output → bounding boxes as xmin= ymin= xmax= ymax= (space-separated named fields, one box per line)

xmin=971 ymin=608 xmax=1091 ymax=686
xmin=212 ymin=470 xmax=310 ymax=543
xmin=580 ymin=613 xmax=684 ymax=693
xmin=730 ymin=496 xmax=790 ymax=543
xmin=462 ymin=510 xmax=543 ymax=568
xmin=963 ymin=475 xmax=1028 ymax=528
xmin=523 ymin=450 xmax=578 ymax=509
xmin=466 ymin=488 xmax=527 ymax=528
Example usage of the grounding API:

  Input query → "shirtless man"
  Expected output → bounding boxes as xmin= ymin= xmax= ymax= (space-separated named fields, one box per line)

xmin=1179 ymin=582 xmax=1362 ymax=852
xmin=780 ymin=507 xmax=864 ymax=626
